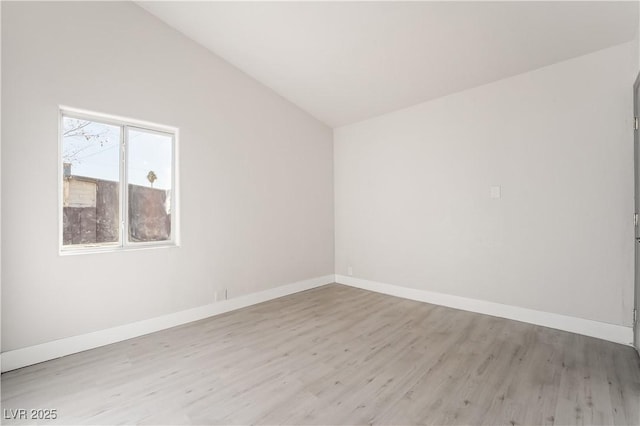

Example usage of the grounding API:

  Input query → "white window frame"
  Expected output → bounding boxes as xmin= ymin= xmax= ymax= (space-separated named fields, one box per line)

xmin=59 ymin=106 xmax=180 ymax=255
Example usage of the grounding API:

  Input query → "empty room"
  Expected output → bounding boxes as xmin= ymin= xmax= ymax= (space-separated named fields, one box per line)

xmin=1 ymin=1 xmax=640 ymax=425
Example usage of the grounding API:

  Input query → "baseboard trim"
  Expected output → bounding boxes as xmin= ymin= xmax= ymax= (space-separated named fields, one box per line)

xmin=335 ymin=275 xmax=633 ymax=346
xmin=1 ymin=274 xmax=335 ymax=373
xmin=4 ymin=274 xmax=631 ymax=372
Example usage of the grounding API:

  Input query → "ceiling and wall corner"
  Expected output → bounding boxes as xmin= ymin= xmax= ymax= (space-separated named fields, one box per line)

xmin=138 ymin=1 xmax=638 ymax=128
xmin=136 ymin=0 xmax=640 ymax=336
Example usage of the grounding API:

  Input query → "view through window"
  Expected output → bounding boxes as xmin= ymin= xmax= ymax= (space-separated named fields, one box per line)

xmin=61 ymin=110 xmax=177 ymax=252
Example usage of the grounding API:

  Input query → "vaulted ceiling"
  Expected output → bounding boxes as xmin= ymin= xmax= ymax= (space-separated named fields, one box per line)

xmin=138 ymin=1 xmax=638 ymax=127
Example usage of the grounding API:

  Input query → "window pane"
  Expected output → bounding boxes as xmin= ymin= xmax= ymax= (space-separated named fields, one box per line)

xmin=62 ymin=117 xmax=121 ymax=246
xmin=127 ymin=128 xmax=173 ymax=242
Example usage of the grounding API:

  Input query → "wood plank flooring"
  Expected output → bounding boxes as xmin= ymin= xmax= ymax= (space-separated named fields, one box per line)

xmin=2 ymin=284 xmax=639 ymax=425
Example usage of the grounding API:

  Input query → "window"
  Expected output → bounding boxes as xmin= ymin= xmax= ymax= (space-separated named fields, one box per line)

xmin=60 ymin=108 xmax=178 ymax=253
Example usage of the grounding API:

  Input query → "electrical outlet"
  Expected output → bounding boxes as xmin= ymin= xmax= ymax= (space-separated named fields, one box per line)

xmin=213 ymin=288 xmax=227 ymax=302
xmin=347 ymin=266 xmax=353 ymax=276
xmin=214 ymin=289 xmax=228 ymax=302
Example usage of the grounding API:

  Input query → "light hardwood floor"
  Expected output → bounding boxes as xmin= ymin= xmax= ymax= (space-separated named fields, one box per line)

xmin=2 ymin=284 xmax=639 ymax=425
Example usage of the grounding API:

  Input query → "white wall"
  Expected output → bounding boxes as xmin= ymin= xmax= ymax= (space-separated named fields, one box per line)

xmin=1 ymin=2 xmax=334 ymax=351
xmin=0 ymin=2 xmax=3 ymax=355
xmin=335 ymin=41 xmax=637 ymax=327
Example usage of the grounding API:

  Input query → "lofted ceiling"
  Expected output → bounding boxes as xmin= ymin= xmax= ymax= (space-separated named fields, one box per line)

xmin=138 ymin=1 xmax=638 ymax=128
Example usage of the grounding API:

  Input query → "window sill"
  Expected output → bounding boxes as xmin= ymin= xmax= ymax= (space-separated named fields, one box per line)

xmin=59 ymin=242 xmax=180 ymax=256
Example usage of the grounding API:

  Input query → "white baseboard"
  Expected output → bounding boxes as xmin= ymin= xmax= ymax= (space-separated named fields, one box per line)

xmin=335 ymin=275 xmax=633 ymax=346
xmin=3 ymin=274 xmax=632 ymax=372
xmin=1 ymin=274 xmax=335 ymax=373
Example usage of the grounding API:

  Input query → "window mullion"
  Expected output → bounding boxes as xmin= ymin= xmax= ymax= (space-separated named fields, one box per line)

xmin=120 ymin=125 xmax=127 ymax=247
